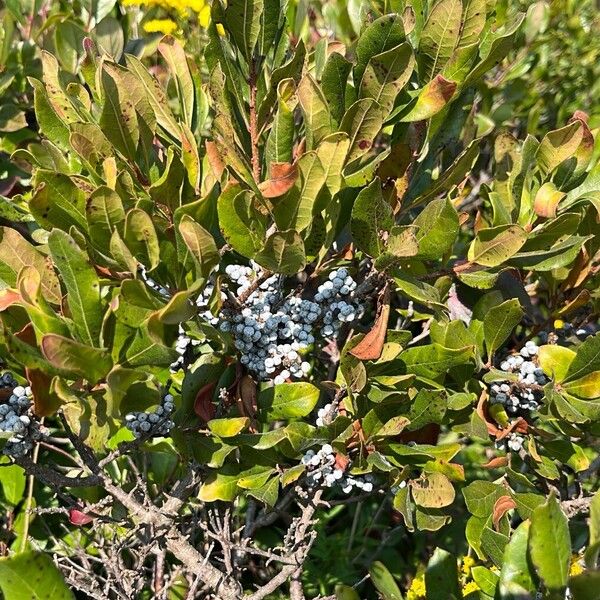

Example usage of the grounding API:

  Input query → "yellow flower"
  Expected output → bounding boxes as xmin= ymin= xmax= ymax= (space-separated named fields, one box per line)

xmin=406 ymin=573 xmax=426 ymax=600
xmin=197 ymin=4 xmax=225 ymax=34
xmin=462 ymin=581 xmax=480 ymax=595
xmin=143 ymin=18 xmax=179 ymax=35
xmin=554 ymin=319 xmax=565 ymax=329
xmin=121 ymin=0 xmax=206 ymax=15
xmin=569 ymin=555 xmax=585 ymax=577
xmin=461 ymin=555 xmax=476 ymax=576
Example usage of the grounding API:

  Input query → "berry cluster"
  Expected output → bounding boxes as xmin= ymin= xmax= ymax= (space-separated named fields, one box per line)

xmin=0 ymin=373 xmax=41 ymax=457
xmin=125 ymin=394 xmax=175 ymax=439
xmin=170 ymin=324 xmax=202 ymax=373
xmin=315 ymin=402 xmax=339 ymax=427
xmin=301 ymin=444 xmax=374 ymax=494
xmin=217 ymin=265 xmax=362 ymax=382
xmin=490 ymin=341 xmax=549 ymax=415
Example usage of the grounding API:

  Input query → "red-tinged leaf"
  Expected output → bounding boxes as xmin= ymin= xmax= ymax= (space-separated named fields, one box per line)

xmin=68 ymin=508 xmax=94 ymax=526
xmin=15 ymin=322 xmax=37 ymax=346
xmin=349 ymin=287 xmax=390 ymax=360
xmin=534 ymin=183 xmax=564 ymax=218
xmin=335 ymin=453 xmax=350 ymax=471
xmin=205 ymin=140 xmax=225 ymax=179
xmin=258 ymin=162 xmax=298 ymax=198
xmin=26 ymin=368 xmax=60 ymax=417
xmin=237 ymin=375 xmax=258 ymax=420
xmin=194 ymin=381 xmax=216 ymax=423
xmin=476 ymin=392 xmax=499 ymax=437
xmin=495 ymin=417 xmax=529 ymax=440
xmin=482 ymin=456 xmax=509 ymax=469
xmin=493 ymin=495 xmax=517 ymax=530
xmin=0 ymin=289 xmax=22 ymax=311
xmin=400 ymin=75 xmax=457 ymax=122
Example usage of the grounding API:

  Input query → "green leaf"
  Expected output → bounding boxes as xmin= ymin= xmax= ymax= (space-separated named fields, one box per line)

xmin=335 ymin=584 xmax=361 ymax=600
xmin=297 ymin=73 xmax=333 ymax=149
xmin=529 ymin=494 xmax=571 ymax=592
xmin=508 ymin=235 xmax=590 ymax=271
xmin=463 ymin=481 xmax=506 ymax=518
xmin=125 ymin=54 xmax=181 ymax=141
xmin=199 ymin=468 xmax=241 ymax=502
xmin=471 ymin=566 xmax=499 ymax=597
xmin=570 ymin=571 xmax=600 ymax=600
xmin=273 ymin=152 xmax=326 ymax=232
xmin=316 ymin=132 xmax=350 ymax=196
xmin=564 ymin=372 xmax=600 ymax=399
xmin=178 ymin=215 xmax=219 ymax=279
xmin=28 ymin=77 xmax=70 ymax=151
xmin=225 ymin=0 xmax=263 ymax=62
xmin=86 ymin=185 xmax=125 ymax=252
xmin=407 ymin=389 xmax=446 ymax=431
xmin=564 ymin=334 xmax=600 ymax=383
xmin=218 ymin=187 xmax=266 ymax=259
xmin=48 ymin=229 xmax=104 ymax=347
xmin=258 ymin=382 xmax=320 ymax=420
xmin=418 ymin=0 xmax=462 ymax=80
xmin=0 ymin=457 xmax=25 ymax=506
xmin=321 ymin=52 xmax=353 ymax=123
xmin=208 ymin=417 xmax=250 ymax=437
xmin=411 ymin=472 xmax=455 ymax=508
xmin=483 ymin=299 xmax=523 ymax=358
xmin=255 ymin=229 xmax=306 ymax=275
xmin=99 ymin=64 xmax=139 ymax=161
xmin=0 ymin=227 xmax=61 ymax=305
xmin=341 ymin=98 xmax=385 ymax=163
xmin=498 ymin=521 xmax=536 ymax=598
xmin=536 ymin=121 xmax=584 ymax=174
xmin=399 ymin=344 xmax=473 ymax=379
xmin=424 ymin=547 xmax=461 ymax=600
xmin=350 ymin=177 xmax=393 ymax=257
xmin=354 ymin=13 xmax=406 ymax=90
xmin=369 ymin=561 xmax=404 ymax=600
xmin=124 ymin=208 xmax=160 ymax=270
xmin=69 ymin=122 xmax=113 ymax=169
xmin=41 ymin=334 xmax=113 ymax=383
xmin=30 ymin=171 xmax=87 ymax=232
xmin=360 ymin=42 xmax=415 ymax=114
xmin=413 ymin=197 xmax=459 ymax=259
xmin=538 ymin=345 xmax=576 ymax=382
xmin=158 ymin=36 xmax=195 ymax=127
xmin=265 ymin=79 xmax=296 ymax=166
xmin=463 ymin=13 xmax=525 ymax=86
xmin=468 ymin=224 xmax=528 ymax=267
xmin=0 ymin=551 xmax=74 ymax=600
xmin=40 ymin=51 xmax=80 ymax=124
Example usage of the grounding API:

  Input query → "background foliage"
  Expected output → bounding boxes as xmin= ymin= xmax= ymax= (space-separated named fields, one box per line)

xmin=0 ymin=0 xmax=599 ymax=598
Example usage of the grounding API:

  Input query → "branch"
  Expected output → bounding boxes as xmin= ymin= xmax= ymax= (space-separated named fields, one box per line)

xmin=561 ymin=495 xmax=594 ymax=518
xmin=14 ymin=456 xmax=102 ymax=488
xmin=245 ymin=489 xmax=323 ymax=600
xmin=248 ymin=59 xmax=261 ymax=183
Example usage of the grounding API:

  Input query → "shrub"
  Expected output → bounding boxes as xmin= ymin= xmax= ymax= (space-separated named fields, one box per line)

xmin=0 ymin=0 xmax=598 ymax=598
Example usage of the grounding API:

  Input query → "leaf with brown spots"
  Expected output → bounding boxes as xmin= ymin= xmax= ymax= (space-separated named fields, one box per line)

xmin=258 ymin=162 xmax=298 ymax=198
xmin=205 ymin=140 xmax=226 ymax=180
xmin=493 ymin=495 xmax=516 ymax=530
xmin=350 ymin=286 xmax=390 ymax=360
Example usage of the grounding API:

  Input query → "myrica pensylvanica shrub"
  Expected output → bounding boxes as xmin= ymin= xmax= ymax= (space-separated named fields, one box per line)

xmin=0 ymin=0 xmax=598 ymax=599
